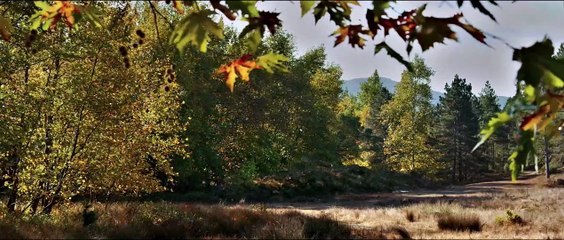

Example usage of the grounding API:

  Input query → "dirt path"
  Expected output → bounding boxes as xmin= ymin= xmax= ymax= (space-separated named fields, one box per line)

xmin=264 ymin=171 xmax=543 ymax=210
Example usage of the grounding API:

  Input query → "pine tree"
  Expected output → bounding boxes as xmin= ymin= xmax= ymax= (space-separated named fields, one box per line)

xmin=437 ymin=75 xmax=481 ymax=182
xmin=357 ymin=70 xmax=392 ymax=165
xmin=477 ymin=81 xmax=512 ymax=172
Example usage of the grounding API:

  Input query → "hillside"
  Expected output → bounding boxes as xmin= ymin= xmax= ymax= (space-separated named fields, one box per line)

xmin=343 ymin=77 xmax=509 ymax=107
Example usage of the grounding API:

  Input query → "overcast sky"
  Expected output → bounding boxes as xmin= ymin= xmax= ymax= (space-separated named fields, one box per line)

xmin=226 ymin=1 xmax=564 ymax=97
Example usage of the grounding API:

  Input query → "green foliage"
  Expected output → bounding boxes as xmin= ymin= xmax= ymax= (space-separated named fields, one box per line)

xmin=169 ymin=9 xmax=224 ymax=52
xmin=379 ymin=57 xmax=442 ymax=176
xmin=495 ymin=210 xmax=524 ymax=225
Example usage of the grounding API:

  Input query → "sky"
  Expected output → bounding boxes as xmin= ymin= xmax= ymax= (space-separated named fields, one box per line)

xmin=225 ymin=1 xmax=564 ymax=97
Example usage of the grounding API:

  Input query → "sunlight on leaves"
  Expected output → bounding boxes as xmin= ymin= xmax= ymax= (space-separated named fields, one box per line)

xmin=217 ymin=54 xmax=261 ymax=92
xmin=256 ymin=53 xmax=289 ymax=74
xmin=472 ymin=112 xmax=512 ymax=152
xmin=169 ymin=9 xmax=224 ymax=53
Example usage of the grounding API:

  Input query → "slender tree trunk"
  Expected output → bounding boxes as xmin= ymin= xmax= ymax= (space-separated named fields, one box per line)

xmin=7 ymin=154 xmax=20 ymax=213
xmin=545 ymin=134 xmax=551 ymax=178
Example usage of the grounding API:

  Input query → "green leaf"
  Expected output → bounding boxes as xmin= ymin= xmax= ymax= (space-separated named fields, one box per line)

xmin=256 ymin=53 xmax=289 ymax=73
xmin=542 ymin=67 xmax=564 ymax=88
xmin=513 ymin=38 xmax=555 ymax=88
xmin=374 ymin=42 xmax=412 ymax=71
xmin=524 ymin=85 xmax=536 ymax=103
xmin=34 ymin=1 xmax=52 ymax=10
xmin=169 ymin=10 xmax=224 ymax=53
xmin=508 ymin=130 xmax=534 ymax=181
xmin=226 ymin=1 xmax=259 ymax=17
xmin=472 ymin=111 xmax=512 ymax=152
xmin=300 ymin=1 xmax=316 ymax=17
xmin=244 ymin=28 xmax=262 ymax=53
xmin=77 ymin=5 xmax=103 ymax=28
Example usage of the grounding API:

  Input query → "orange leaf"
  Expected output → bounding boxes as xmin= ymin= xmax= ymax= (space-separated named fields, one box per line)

xmin=520 ymin=104 xmax=550 ymax=131
xmin=217 ymin=54 xmax=261 ymax=92
xmin=172 ymin=1 xmax=185 ymax=14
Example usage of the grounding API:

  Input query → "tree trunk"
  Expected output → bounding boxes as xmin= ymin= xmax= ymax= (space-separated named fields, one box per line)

xmin=6 ymin=154 xmax=20 ymax=213
xmin=545 ymin=134 xmax=551 ymax=178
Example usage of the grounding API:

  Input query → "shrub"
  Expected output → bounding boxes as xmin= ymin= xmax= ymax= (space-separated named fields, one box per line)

xmin=436 ymin=213 xmax=482 ymax=232
xmin=495 ymin=210 xmax=525 ymax=226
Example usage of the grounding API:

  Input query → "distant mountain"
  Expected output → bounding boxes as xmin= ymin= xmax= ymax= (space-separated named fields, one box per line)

xmin=342 ymin=77 xmax=509 ymax=107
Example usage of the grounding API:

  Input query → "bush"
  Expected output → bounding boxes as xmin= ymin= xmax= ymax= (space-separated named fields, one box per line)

xmin=494 ymin=210 xmax=525 ymax=226
xmin=437 ymin=213 xmax=482 ymax=232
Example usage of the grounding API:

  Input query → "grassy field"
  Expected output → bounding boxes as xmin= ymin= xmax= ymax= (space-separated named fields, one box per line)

xmin=0 ymin=173 xmax=562 ymax=239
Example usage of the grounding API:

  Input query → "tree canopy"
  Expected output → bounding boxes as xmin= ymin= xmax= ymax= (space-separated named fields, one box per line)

xmin=0 ymin=0 xmax=562 ymax=182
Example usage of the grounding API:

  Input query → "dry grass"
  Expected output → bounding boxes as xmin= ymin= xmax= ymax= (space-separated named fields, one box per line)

xmin=1 ymin=174 xmax=563 ymax=239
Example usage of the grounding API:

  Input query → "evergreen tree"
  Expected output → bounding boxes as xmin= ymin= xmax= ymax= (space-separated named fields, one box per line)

xmin=357 ymin=70 xmax=392 ymax=165
xmin=477 ymin=81 xmax=512 ymax=172
xmin=437 ymin=75 xmax=481 ymax=182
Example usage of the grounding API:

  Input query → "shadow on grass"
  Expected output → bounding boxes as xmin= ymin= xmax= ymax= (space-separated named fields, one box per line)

xmin=0 ymin=202 xmax=409 ymax=239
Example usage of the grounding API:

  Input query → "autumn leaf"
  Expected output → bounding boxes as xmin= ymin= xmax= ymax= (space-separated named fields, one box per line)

xmin=172 ymin=1 xmax=185 ymax=14
xmin=331 ymin=25 xmax=371 ymax=49
xmin=217 ymin=54 xmax=261 ymax=92
xmin=457 ymin=0 xmax=498 ymax=22
xmin=0 ymin=15 xmax=14 ymax=41
xmin=520 ymin=104 xmax=550 ymax=131
xmin=313 ymin=0 xmax=358 ymax=26
xmin=169 ymin=10 xmax=224 ymax=53
xmin=30 ymin=1 xmax=81 ymax=30
xmin=239 ymin=11 xmax=282 ymax=52
xmin=412 ymin=5 xmax=486 ymax=51
xmin=365 ymin=1 xmax=393 ymax=37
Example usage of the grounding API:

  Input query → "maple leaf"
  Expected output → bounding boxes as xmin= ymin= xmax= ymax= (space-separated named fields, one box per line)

xmin=172 ymin=1 xmax=185 ymax=14
xmin=457 ymin=0 xmax=498 ymax=22
xmin=169 ymin=10 xmax=224 ymax=53
xmin=226 ymin=0 xmax=259 ymax=18
xmin=411 ymin=5 xmax=486 ymax=51
xmin=256 ymin=53 xmax=289 ymax=73
xmin=331 ymin=25 xmax=371 ymax=49
xmin=313 ymin=0 xmax=358 ymax=26
xmin=239 ymin=11 xmax=282 ymax=52
xmin=365 ymin=1 xmax=393 ymax=37
xmin=379 ymin=9 xmax=417 ymax=41
xmin=300 ymin=1 xmax=317 ymax=17
xmin=217 ymin=54 xmax=261 ymax=92
xmin=30 ymin=1 xmax=81 ymax=30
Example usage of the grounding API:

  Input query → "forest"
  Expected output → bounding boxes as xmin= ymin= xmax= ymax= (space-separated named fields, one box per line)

xmin=0 ymin=1 xmax=563 ymax=239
